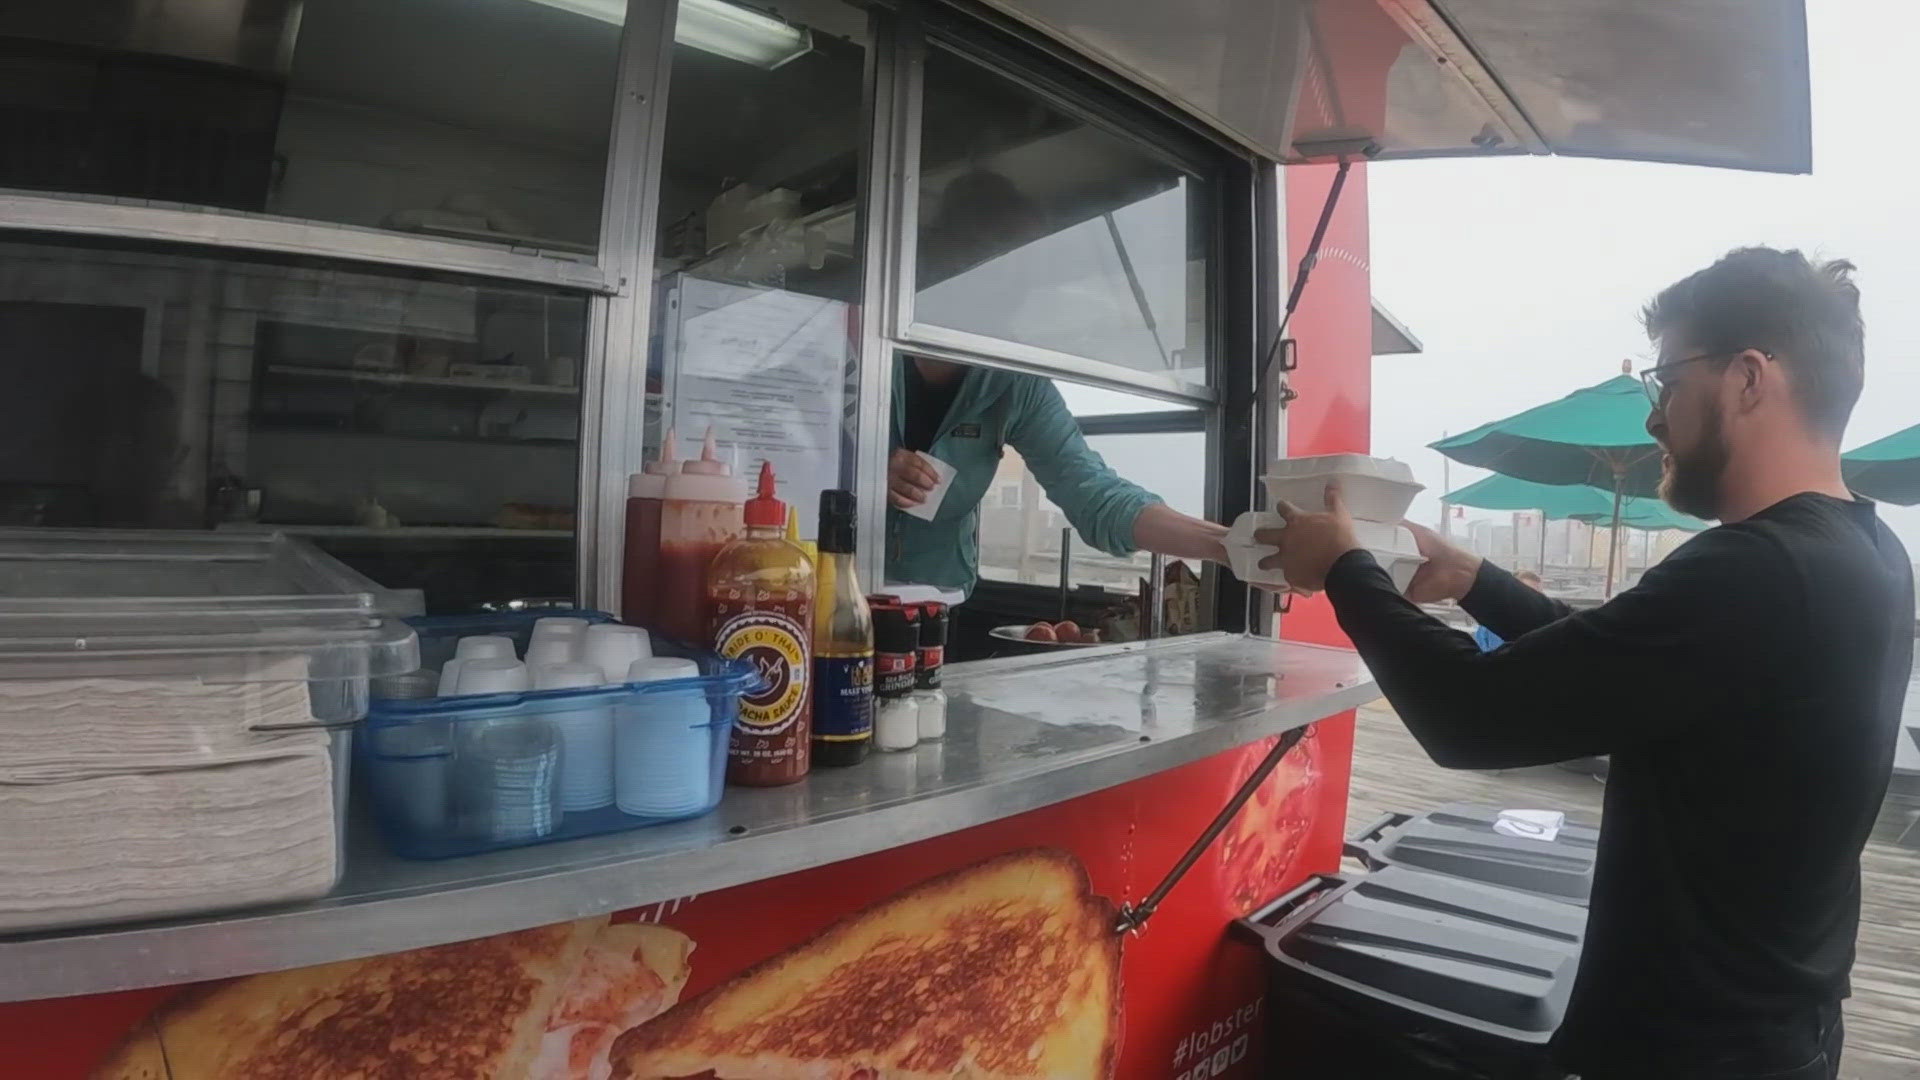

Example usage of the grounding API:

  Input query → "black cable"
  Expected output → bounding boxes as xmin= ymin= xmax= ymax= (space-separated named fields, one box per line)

xmin=1254 ymin=156 xmax=1354 ymax=396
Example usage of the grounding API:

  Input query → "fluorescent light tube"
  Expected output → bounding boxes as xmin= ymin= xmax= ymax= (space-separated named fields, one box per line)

xmin=528 ymin=0 xmax=812 ymax=69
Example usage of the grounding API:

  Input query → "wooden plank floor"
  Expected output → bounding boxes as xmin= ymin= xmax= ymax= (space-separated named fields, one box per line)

xmin=1345 ymin=701 xmax=1920 ymax=1080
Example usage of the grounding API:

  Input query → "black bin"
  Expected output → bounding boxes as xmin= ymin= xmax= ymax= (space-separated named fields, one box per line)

xmin=1235 ymin=866 xmax=1586 ymax=1079
xmin=1344 ymin=803 xmax=1599 ymax=906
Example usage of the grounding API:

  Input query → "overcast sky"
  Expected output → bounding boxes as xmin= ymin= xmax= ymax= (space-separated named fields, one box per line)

xmin=1368 ymin=0 xmax=1920 ymax=554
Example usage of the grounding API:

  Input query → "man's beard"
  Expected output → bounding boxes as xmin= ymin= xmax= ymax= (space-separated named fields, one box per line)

xmin=1658 ymin=404 xmax=1729 ymax=520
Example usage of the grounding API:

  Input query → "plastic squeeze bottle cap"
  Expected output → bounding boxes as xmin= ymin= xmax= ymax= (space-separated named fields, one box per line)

xmin=682 ymin=427 xmax=730 ymax=477
xmin=628 ymin=427 xmax=680 ymax=499
xmin=665 ymin=426 xmax=743 ymax=503
xmin=744 ymin=461 xmax=787 ymax=528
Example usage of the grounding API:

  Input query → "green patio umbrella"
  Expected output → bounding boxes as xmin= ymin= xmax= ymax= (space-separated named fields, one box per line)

xmin=1443 ymin=474 xmax=1708 ymax=531
xmin=1844 ymin=423 xmax=1920 ymax=506
xmin=1444 ymin=474 xmax=1707 ymax=577
xmin=1431 ymin=371 xmax=1665 ymax=595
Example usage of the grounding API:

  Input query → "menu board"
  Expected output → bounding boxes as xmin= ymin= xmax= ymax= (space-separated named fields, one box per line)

xmin=664 ymin=275 xmax=851 ymax=538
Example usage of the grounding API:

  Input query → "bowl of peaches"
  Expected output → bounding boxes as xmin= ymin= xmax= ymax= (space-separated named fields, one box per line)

xmin=988 ymin=619 xmax=1105 ymax=652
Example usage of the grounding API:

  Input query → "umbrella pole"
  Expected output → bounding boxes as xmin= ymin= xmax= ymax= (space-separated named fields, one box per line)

xmin=1537 ymin=512 xmax=1548 ymax=574
xmin=1604 ymin=472 xmax=1625 ymax=596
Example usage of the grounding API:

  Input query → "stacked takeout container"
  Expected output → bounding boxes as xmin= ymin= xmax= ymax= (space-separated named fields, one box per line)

xmin=0 ymin=529 xmax=420 ymax=932
xmin=1225 ymin=454 xmax=1428 ymax=592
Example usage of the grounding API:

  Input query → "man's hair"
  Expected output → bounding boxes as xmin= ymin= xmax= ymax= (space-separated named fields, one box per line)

xmin=1642 ymin=247 xmax=1863 ymax=439
xmin=1515 ymin=570 xmax=1543 ymax=586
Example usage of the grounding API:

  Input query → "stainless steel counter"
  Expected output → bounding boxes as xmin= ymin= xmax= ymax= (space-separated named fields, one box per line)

xmin=0 ymin=634 xmax=1373 ymax=1002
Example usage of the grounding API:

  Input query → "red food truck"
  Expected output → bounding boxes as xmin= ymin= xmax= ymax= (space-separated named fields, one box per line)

xmin=0 ymin=0 xmax=1809 ymax=1076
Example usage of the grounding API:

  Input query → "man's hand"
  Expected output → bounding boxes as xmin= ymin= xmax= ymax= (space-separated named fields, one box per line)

xmin=1256 ymin=483 xmax=1361 ymax=593
xmin=888 ymin=449 xmax=940 ymax=509
xmin=1400 ymin=521 xmax=1483 ymax=604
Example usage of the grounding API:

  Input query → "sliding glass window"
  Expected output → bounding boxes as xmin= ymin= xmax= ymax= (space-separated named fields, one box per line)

xmin=641 ymin=0 xmax=869 ymax=532
xmin=910 ymin=43 xmax=1213 ymax=394
xmin=0 ymin=0 xmax=624 ymax=252
xmin=0 ymin=237 xmax=589 ymax=612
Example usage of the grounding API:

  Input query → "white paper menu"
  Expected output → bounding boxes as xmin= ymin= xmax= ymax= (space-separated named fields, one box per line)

xmin=664 ymin=274 xmax=850 ymax=538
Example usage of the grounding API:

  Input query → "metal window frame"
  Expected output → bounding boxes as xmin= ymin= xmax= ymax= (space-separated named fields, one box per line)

xmin=853 ymin=8 xmax=919 ymax=592
xmin=579 ymin=0 xmax=680 ymax=610
xmin=847 ymin=1 xmax=1281 ymax=627
xmin=0 ymin=190 xmax=621 ymax=294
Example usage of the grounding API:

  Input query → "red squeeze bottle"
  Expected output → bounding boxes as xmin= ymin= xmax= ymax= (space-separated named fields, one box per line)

xmin=656 ymin=428 xmax=743 ymax=646
xmin=622 ymin=428 xmax=678 ymax=629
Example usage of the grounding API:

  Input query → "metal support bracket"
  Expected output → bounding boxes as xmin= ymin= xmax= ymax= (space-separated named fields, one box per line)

xmin=1114 ymin=723 xmax=1313 ymax=934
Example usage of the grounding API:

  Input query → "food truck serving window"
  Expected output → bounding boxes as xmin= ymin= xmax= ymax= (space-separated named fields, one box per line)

xmin=0 ymin=0 xmax=622 ymax=253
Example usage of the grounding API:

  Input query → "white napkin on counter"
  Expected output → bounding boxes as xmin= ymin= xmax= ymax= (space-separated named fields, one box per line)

xmin=1494 ymin=808 xmax=1566 ymax=842
xmin=0 ymin=657 xmax=316 ymax=769
xmin=0 ymin=733 xmax=338 ymax=932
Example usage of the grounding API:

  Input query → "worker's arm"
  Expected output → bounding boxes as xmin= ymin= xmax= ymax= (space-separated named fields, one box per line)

xmin=1006 ymin=379 xmax=1221 ymax=559
xmin=1322 ymin=528 xmax=1776 ymax=769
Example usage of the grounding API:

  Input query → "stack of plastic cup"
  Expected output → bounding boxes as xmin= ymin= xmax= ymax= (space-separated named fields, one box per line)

xmin=529 ymin=617 xmax=588 ymax=661
xmin=453 ymin=658 xmax=531 ymax=695
xmin=438 ymin=635 xmax=519 ymax=695
xmin=531 ymin=616 xmax=590 ymax=646
xmin=584 ymin=624 xmax=653 ymax=684
xmin=533 ymin=661 xmax=615 ymax=812
xmin=615 ymin=657 xmax=711 ymax=818
xmin=368 ymin=722 xmax=450 ymax=835
xmin=525 ymin=636 xmax=580 ymax=668
xmin=455 ymin=718 xmax=561 ymax=842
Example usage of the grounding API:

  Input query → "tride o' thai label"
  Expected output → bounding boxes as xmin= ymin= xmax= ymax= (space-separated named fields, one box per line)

xmin=717 ymin=611 xmax=809 ymax=734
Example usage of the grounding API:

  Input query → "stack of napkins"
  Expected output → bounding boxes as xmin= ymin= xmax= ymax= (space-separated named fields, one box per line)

xmin=0 ymin=658 xmax=341 ymax=931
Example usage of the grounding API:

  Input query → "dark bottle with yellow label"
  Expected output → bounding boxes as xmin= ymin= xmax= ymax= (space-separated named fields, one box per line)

xmin=709 ymin=462 xmax=815 ymax=787
xmin=811 ymin=489 xmax=873 ymax=767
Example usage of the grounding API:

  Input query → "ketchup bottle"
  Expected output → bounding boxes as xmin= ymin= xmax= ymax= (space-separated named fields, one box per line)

xmin=621 ymin=427 xmax=678 ymax=629
xmin=709 ymin=462 xmax=816 ymax=786
xmin=655 ymin=428 xmax=742 ymax=646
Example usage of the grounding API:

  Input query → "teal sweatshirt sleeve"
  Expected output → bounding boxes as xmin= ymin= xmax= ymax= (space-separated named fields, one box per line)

xmin=1004 ymin=378 xmax=1163 ymax=557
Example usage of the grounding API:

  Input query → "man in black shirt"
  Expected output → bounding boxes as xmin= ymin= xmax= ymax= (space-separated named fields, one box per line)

xmin=1260 ymin=248 xmax=1913 ymax=1079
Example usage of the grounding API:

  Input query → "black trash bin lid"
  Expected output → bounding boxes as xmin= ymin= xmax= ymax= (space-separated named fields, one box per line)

xmin=1246 ymin=866 xmax=1586 ymax=1045
xmin=1347 ymin=803 xmax=1599 ymax=906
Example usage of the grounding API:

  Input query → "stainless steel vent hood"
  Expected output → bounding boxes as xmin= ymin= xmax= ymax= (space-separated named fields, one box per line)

xmin=975 ymin=0 xmax=1812 ymax=173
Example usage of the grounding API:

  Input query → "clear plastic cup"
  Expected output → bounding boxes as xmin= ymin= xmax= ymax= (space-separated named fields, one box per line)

xmin=454 ymin=658 xmax=530 ymax=695
xmin=616 ymin=657 xmax=710 ymax=817
xmin=534 ymin=662 xmax=615 ymax=811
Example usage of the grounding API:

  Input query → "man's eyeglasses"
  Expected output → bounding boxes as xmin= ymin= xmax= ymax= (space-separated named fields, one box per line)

xmin=1637 ymin=350 xmax=1771 ymax=406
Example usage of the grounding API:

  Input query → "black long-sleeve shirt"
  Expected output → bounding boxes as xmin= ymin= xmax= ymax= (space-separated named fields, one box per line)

xmin=1324 ymin=492 xmax=1913 ymax=1075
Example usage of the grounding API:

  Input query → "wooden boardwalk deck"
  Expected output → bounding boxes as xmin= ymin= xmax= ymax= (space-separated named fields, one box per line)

xmin=1345 ymin=702 xmax=1920 ymax=1080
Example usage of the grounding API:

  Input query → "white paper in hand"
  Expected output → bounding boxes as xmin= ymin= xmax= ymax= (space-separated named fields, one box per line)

xmin=901 ymin=452 xmax=957 ymax=522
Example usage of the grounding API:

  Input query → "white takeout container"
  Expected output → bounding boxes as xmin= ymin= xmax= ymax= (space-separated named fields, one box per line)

xmin=1224 ymin=512 xmax=1425 ymax=593
xmin=1261 ymin=454 xmax=1424 ymax=524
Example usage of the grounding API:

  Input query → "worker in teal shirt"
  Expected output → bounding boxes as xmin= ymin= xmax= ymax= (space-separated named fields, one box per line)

xmin=886 ymin=356 xmax=1228 ymax=597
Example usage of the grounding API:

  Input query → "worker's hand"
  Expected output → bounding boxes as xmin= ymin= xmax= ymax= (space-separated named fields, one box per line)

xmin=1256 ymin=483 xmax=1361 ymax=593
xmin=1400 ymin=521 xmax=1483 ymax=605
xmin=888 ymin=449 xmax=940 ymax=509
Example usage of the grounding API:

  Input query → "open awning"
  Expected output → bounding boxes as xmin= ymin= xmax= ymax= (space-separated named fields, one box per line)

xmin=977 ymin=0 xmax=1812 ymax=174
xmin=1371 ymin=299 xmax=1422 ymax=355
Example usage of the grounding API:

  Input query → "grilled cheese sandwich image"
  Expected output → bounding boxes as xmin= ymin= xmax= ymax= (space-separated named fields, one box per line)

xmin=609 ymin=849 xmax=1121 ymax=1080
xmin=90 ymin=917 xmax=692 ymax=1080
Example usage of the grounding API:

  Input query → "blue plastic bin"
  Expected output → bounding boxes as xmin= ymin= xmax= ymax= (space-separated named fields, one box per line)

xmin=361 ymin=610 xmax=755 ymax=859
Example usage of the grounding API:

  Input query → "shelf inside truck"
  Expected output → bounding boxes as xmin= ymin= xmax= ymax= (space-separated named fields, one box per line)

xmin=0 ymin=633 xmax=1372 ymax=1002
